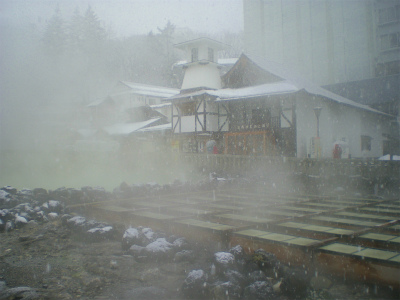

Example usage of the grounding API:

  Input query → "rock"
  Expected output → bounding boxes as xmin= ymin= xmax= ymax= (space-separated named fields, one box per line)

xmin=174 ymin=250 xmax=195 ymax=262
xmin=66 ymin=216 xmax=87 ymax=229
xmin=215 ymin=252 xmax=235 ymax=265
xmin=33 ymin=188 xmax=48 ymax=202
xmin=1 ymin=186 xmax=17 ymax=195
xmin=243 ymin=280 xmax=275 ymax=300
xmin=14 ymin=214 xmax=28 ymax=227
xmin=141 ymin=227 xmax=156 ymax=241
xmin=122 ymin=227 xmax=142 ymax=250
xmin=248 ymin=270 xmax=268 ymax=283
xmin=223 ymin=269 xmax=246 ymax=287
xmin=146 ymin=238 xmax=173 ymax=253
xmin=211 ymin=281 xmax=242 ymax=300
xmin=172 ymin=237 xmax=188 ymax=249
xmin=47 ymin=212 xmax=59 ymax=220
xmin=252 ymin=249 xmax=280 ymax=271
xmin=214 ymin=252 xmax=235 ymax=274
xmin=182 ymin=269 xmax=209 ymax=299
xmin=229 ymin=244 xmax=244 ymax=259
xmin=0 ymin=286 xmax=40 ymax=299
xmin=144 ymin=238 xmax=174 ymax=261
xmin=46 ymin=200 xmax=62 ymax=213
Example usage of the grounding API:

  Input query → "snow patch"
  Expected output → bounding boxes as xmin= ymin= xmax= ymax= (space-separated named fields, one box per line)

xmin=378 ymin=154 xmax=400 ymax=161
xmin=48 ymin=212 xmax=58 ymax=219
xmin=87 ymin=226 xmax=113 ymax=234
xmin=0 ymin=190 xmax=10 ymax=200
xmin=145 ymin=238 xmax=173 ymax=253
xmin=141 ymin=227 xmax=154 ymax=240
xmin=215 ymin=252 xmax=235 ymax=264
xmin=186 ymin=269 xmax=206 ymax=282
xmin=123 ymin=227 xmax=140 ymax=239
xmin=48 ymin=200 xmax=61 ymax=207
xmin=67 ymin=216 xmax=86 ymax=225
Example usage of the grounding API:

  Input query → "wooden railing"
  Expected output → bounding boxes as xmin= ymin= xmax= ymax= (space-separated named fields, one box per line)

xmin=179 ymin=153 xmax=400 ymax=182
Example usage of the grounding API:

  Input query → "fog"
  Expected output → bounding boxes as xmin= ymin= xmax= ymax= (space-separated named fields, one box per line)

xmin=0 ymin=1 xmax=243 ymax=190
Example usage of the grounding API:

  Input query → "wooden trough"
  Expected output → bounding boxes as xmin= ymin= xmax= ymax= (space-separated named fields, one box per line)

xmin=230 ymin=228 xmax=331 ymax=267
xmin=316 ymin=243 xmax=400 ymax=289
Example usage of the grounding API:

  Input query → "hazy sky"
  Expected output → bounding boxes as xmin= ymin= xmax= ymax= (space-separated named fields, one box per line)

xmin=0 ymin=0 xmax=243 ymax=37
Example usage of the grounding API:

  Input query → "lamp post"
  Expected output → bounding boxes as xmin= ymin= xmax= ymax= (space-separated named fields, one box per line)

xmin=313 ymin=107 xmax=322 ymax=158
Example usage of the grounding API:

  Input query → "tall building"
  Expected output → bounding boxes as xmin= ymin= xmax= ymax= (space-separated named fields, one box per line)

xmin=243 ymin=0 xmax=400 ymax=86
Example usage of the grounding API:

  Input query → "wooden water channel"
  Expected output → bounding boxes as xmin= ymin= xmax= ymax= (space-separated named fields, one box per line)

xmin=81 ymin=188 xmax=400 ymax=290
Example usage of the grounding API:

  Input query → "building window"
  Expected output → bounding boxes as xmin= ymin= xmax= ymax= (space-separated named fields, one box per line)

xmin=178 ymin=102 xmax=196 ymax=116
xmin=361 ymin=135 xmax=372 ymax=151
xmin=380 ymin=32 xmax=400 ymax=51
xmin=191 ymin=48 xmax=198 ymax=62
xmin=378 ymin=6 xmax=400 ymax=24
xmin=208 ymin=47 xmax=214 ymax=62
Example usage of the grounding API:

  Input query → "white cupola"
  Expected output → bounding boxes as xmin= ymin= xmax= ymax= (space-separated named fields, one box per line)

xmin=174 ymin=37 xmax=229 ymax=91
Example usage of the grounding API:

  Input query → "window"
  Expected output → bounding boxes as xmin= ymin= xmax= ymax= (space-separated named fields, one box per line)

xmin=191 ymin=48 xmax=198 ymax=62
xmin=380 ymin=33 xmax=400 ymax=51
xmin=378 ymin=6 xmax=400 ymax=24
xmin=178 ymin=102 xmax=196 ymax=116
xmin=361 ymin=135 xmax=372 ymax=151
xmin=208 ymin=47 xmax=214 ymax=62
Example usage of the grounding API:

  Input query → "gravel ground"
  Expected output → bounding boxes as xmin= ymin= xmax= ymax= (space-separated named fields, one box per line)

xmin=1 ymin=218 xmax=399 ymax=300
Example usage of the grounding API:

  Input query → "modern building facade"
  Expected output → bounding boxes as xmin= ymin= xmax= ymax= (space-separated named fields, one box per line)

xmin=243 ymin=0 xmax=400 ymax=86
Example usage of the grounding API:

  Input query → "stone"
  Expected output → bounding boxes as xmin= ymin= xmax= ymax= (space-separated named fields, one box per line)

xmin=174 ymin=250 xmax=195 ymax=262
xmin=211 ymin=281 xmax=242 ymax=300
xmin=243 ymin=280 xmax=275 ymax=300
xmin=0 ymin=286 xmax=40 ymax=299
xmin=252 ymin=249 xmax=280 ymax=270
xmin=181 ymin=269 xmax=209 ymax=299
xmin=86 ymin=225 xmax=115 ymax=242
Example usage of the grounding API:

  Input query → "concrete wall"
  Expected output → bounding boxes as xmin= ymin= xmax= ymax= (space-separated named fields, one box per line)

xmin=243 ymin=0 xmax=375 ymax=85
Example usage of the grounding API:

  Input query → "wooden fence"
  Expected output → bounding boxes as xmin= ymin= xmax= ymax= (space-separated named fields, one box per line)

xmin=180 ymin=153 xmax=400 ymax=194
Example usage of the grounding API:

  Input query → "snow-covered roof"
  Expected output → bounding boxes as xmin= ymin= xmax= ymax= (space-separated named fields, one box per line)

xmin=103 ymin=118 xmax=161 ymax=136
xmin=241 ymin=53 xmax=391 ymax=116
xmin=213 ymin=81 xmax=299 ymax=101
xmin=137 ymin=123 xmax=172 ymax=133
xmin=175 ymin=58 xmax=238 ymax=67
xmin=167 ymin=81 xmax=299 ymax=102
xmin=118 ymin=81 xmax=180 ymax=98
xmin=150 ymin=103 xmax=171 ymax=109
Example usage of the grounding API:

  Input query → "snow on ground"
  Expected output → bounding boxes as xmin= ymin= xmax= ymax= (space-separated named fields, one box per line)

xmin=378 ymin=154 xmax=400 ymax=161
